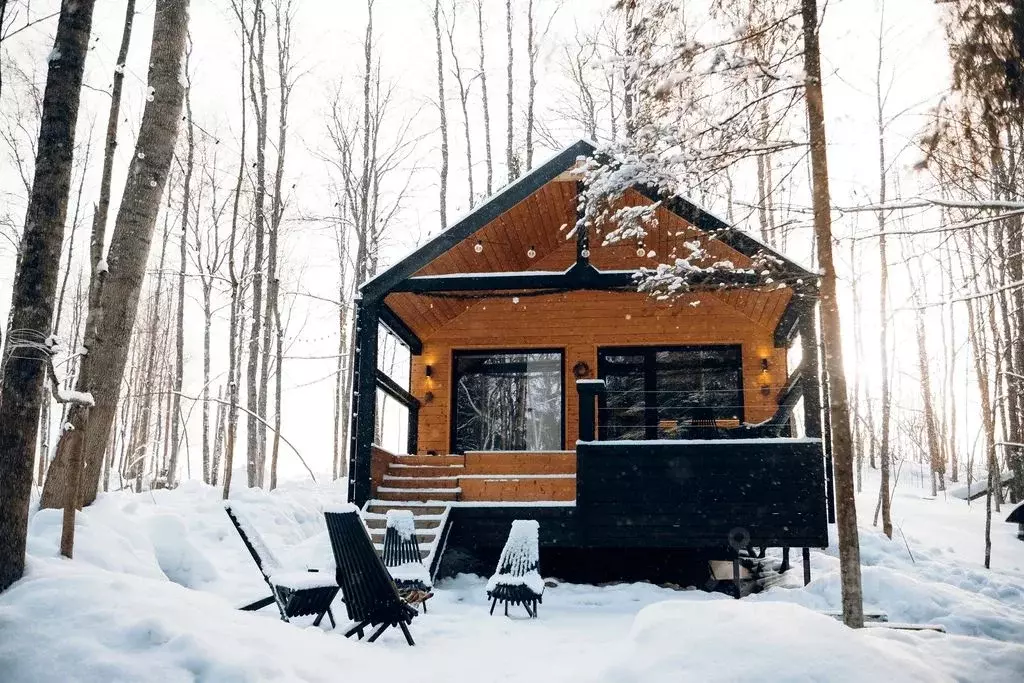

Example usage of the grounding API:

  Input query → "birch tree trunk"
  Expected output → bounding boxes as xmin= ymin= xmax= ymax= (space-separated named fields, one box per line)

xmin=476 ymin=0 xmax=493 ymax=196
xmin=40 ymin=0 xmax=192 ymax=510
xmin=223 ymin=6 xmax=248 ymax=499
xmin=0 ymin=0 xmax=96 ymax=592
xmin=169 ymin=51 xmax=195 ymax=488
xmin=505 ymin=0 xmax=516 ymax=181
xmin=434 ymin=0 xmax=449 ymax=229
xmin=245 ymin=0 xmax=268 ymax=488
xmin=801 ymin=0 xmax=864 ymax=629
xmin=873 ymin=16 xmax=892 ymax=535
xmin=525 ymin=0 xmax=536 ymax=169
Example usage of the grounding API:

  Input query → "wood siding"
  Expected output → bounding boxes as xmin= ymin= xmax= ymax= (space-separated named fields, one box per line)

xmin=406 ymin=289 xmax=789 ymax=455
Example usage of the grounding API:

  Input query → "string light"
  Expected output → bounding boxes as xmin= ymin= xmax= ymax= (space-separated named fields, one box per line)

xmin=474 ymin=240 xmax=484 ymax=253
xmin=512 ymin=296 xmax=520 ymax=304
xmin=527 ymin=245 xmax=536 ymax=259
xmin=581 ymin=248 xmax=590 ymax=258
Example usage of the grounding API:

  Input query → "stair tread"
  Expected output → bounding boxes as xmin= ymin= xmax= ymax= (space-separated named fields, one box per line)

xmin=389 ymin=463 xmax=465 ymax=469
xmin=383 ymin=475 xmax=460 ymax=481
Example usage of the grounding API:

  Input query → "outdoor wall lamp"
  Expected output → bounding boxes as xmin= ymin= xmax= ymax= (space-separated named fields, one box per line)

xmin=760 ymin=357 xmax=770 ymax=372
xmin=425 ymin=364 xmax=433 ymax=378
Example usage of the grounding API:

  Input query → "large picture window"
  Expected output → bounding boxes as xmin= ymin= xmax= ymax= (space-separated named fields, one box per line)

xmin=452 ymin=350 xmax=564 ymax=453
xmin=598 ymin=345 xmax=744 ymax=440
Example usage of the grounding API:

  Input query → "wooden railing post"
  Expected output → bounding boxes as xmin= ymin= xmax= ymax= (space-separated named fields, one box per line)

xmin=576 ymin=379 xmax=606 ymax=443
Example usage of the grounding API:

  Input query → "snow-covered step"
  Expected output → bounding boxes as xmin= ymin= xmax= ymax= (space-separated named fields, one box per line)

xmin=365 ymin=502 xmax=449 ymax=516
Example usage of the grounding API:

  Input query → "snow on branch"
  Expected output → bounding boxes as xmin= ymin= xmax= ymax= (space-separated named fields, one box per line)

xmin=575 ymin=149 xmax=801 ymax=300
xmin=43 ymin=336 xmax=93 ymax=407
xmin=837 ymin=197 xmax=1024 ymax=213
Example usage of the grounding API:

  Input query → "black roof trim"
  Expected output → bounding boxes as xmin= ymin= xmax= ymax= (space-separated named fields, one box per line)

xmin=360 ymin=140 xmax=598 ymax=300
xmin=363 ymin=139 xmax=816 ymax=300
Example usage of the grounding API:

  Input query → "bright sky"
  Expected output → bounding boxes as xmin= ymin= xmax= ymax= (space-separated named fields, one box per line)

xmin=0 ymin=0 xmax=960 ymax=482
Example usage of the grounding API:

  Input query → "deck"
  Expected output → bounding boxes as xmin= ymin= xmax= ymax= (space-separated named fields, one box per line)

xmin=364 ymin=436 xmax=828 ymax=568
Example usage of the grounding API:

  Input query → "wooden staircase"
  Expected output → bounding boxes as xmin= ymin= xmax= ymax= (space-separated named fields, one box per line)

xmin=361 ymin=455 xmax=463 ymax=576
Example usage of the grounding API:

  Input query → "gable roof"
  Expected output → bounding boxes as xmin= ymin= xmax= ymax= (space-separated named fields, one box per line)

xmin=360 ymin=139 xmax=815 ymax=301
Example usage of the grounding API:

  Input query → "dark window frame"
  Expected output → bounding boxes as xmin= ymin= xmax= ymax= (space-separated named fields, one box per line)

xmin=596 ymin=344 xmax=745 ymax=440
xmin=449 ymin=348 xmax=566 ymax=454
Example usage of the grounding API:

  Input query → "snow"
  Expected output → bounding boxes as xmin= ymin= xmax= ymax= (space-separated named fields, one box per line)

xmin=486 ymin=520 xmax=544 ymax=595
xmin=55 ymin=387 xmax=95 ymax=407
xmin=385 ymin=509 xmax=416 ymax=541
xmin=267 ymin=570 xmax=336 ymax=591
xmin=389 ymin=561 xmax=431 ymax=586
xmin=1 ymin=470 xmax=1023 ymax=681
xmin=96 ymin=258 xmax=109 ymax=274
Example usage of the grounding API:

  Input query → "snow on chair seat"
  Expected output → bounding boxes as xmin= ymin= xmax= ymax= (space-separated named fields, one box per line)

xmin=487 ymin=519 xmax=543 ymax=618
xmin=382 ymin=510 xmax=434 ymax=613
xmin=224 ymin=503 xmax=339 ymax=628
xmin=324 ymin=508 xmax=418 ymax=645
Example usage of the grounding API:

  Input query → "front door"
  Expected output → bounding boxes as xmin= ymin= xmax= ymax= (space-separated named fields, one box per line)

xmin=597 ymin=345 xmax=744 ymax=440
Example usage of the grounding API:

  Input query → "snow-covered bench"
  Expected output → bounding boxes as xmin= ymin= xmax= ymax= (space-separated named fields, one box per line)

xmin=324 ymin=506 xmax=418 ymax=645
xmin=224 ymin=503 xmax=339 ymax=627
xmin=487 ymin=519 xmax=543 ymax=618
xmin=382 ymin=510 xmax=433 ymax=613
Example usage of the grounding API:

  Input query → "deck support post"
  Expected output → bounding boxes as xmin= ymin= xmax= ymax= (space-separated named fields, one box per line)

xmin=799 ymin=299 xmax=835 ymax=524
xmin=348 ymin=298 xmax=380 ymax=507
xmin=802 ymin=547 xmax=811 ymax=586
xmin=732 ymin=558 xmax=742 ymax=599
xmin=780 ymin=546 xmax=791 ymax=573
xmin=576 ymin=379 xmax=606 ymax=442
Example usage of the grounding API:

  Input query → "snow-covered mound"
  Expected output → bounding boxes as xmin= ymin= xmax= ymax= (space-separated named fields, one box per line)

xmin=0 ymin=468 xmax=1022 ymax=682
xmin=602 ymin=600 xmax=945 ymax=682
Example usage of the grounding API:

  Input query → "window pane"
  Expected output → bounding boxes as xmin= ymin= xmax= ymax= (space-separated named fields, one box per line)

xmin=453 ymin=351 xmax=562 ymax=452
xmin=599 ymin=345 xmax=744 ymax=440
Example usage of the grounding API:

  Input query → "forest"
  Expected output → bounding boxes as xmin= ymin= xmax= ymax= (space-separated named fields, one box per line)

xmin=1 ymin=0 xmax=1024 ymax=643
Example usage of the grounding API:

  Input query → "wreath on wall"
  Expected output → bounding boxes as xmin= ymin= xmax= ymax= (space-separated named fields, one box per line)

xmin=572 ymin=361 xmax=591 ymax=379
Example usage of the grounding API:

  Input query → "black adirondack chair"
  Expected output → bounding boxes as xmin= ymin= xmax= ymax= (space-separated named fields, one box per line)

xmin=487 ymin=519 xmax=543 ymax=618
xmin=381 ymin=510 xmax=434 ymax=613
xmin=324 ymin=508 xmax=418 ymax=645
xmin=224 ymin=503 xmax=339 ymax=627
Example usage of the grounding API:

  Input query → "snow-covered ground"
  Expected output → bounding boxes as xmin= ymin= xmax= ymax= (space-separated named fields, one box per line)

xmin=1 ymin=468 xmax=1022 ymax=682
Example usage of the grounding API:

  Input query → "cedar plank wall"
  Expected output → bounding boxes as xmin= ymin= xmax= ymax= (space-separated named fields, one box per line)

xmin=405 ymin=289 xmax=789 ymax=455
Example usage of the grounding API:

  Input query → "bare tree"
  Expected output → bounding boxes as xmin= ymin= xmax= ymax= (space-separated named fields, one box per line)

xmin=801 ymin=0 xmax=863 ymax=627
xmin=475 ymin=0 xmax=493 ymax=195
xmin=505 ymin=0 xmax=517 ymax=180
xmin=168 ymin=40 xmax=195 ymax=488
xmin=40 ymin=0 xmax=192 ymax=510
xmin=434 ymin=0 xmax=449 ymax=228
xmin=446 ymin=1 xmax=478 ymax=208
xmin=0 ymin=0 xmax=96 ymax=591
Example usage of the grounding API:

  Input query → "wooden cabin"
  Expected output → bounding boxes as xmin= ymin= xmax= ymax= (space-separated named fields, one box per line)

xmin=348 ymin=139 xmax=833 ymax=585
